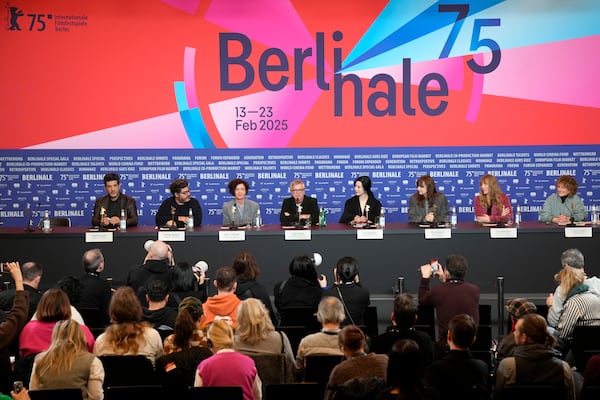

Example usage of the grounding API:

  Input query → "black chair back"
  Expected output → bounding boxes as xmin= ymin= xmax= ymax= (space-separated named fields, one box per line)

xmin=99 ymin=355 xmax=155 ymax=388
xmin=29 ymin=388 xmax=83 ymax=400
xmin=572 ymin=325 xmax=600 ymax=371
xmin=304 ymin=355 xmax=344 ymax=398
xmin=104 ymin=385 xmax=164 ymax=400
xmin=500 ymin=384 xmax=567 ymax=400
xmin=415 ymin=304 xmax=436 ymax=340
xmin=187 ymin=386 xmax=244 ymax=400
xmin=264 ymin=383 xmax=321 ymax=400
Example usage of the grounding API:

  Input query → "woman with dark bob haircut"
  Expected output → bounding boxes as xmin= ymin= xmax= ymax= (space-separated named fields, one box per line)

xmin=339 ymin=175 xmax=382 ymax=225
xmin=222 ymin=178 xmax=260 ymax=226
xmin=273 ymin=255 xmax=326 ymax=325
xmin=539 ymin=174 xmax=587 ymax=223
xmin=232 ymin=251 xmax=276 ymax=323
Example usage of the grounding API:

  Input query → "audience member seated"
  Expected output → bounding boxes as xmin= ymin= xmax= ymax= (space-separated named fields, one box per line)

xmin=418 ymin=254 xmax=480 ymax=349
xmin=0 ymin=262 xmax=29 ymax=395
xmin=494 ymin=313 xmax=575 ymax=400
xmin=52 ymin=276 xmax=85 ymax=325
xmin=199 ymin=266 xmax=241 ymax=329
xmin=295 ymin=297 xmax=345 ymax=376
xmin=583 ymin=354 xmax=600 ymax=394
xmin=321 ymin=256 xmax=370 ymax=326
xmin=370 ymin=293 xmax=434 ymax=365
xmin=274 ymin=255 xmax=326 ymax=325
xmin=142 ymin=280 xmax=177 ymax=330
xmin=167 ymin=261 xmax=207 ymax=307
xmin=547 ymin=249 xmax=600 ymax=330
xmin=30 ymin=320 xmax=104 ymax=400
xmin=126 ymin=240 xmax=174 ymax=305
xmin=383 ymin=339 xmax=438 ymax=400
xmin=323 ymin=325 xmax=388 ymax=400
xmin=553 ymin=266 xmax=600 ymax=352
xmin=495 ymin=298 xmax=537 ymax=363
xmin=93 ymin=287 xmax=164 ymax=366
xmin=194 ymin=320 xmax=262 ymax=400
xmin=424 ymin=314 xmax=488 ymax=400
xmin=157 ymin=297 xmax=212 ymax=395
xmin=79 ymin=249 xmax=112 ymax=326
xmin=232 ymin=252 xmax=276 ymax=323
xmin=0 ymin=261 xmax=43 ymax=319
xmin=20 ymin=288 xmax=95 ymax=358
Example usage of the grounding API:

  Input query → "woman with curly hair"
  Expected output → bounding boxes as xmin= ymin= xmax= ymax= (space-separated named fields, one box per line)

xmin=30 ymin=319 xmax=104 ymax=400
xmin=539 ymin=174 xmax=587 ymax=223
xmin=474 ymin=174 xmax=513 ymax=224
xmin=93 ymin=286 xmax=163 ymax=365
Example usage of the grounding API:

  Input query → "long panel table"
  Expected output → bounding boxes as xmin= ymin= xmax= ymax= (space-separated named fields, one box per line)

xmin=0 ymin=222 xmax=597 ymax=297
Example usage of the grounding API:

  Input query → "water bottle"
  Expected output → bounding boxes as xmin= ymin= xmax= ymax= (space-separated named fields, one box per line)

xmin=378 ymin=208 xmax=386 ymax=228
xmin=592 ymin=205 xmax=599 ymax=225
xmin=187 ymin=208 xmax=194 ymax=230
xmin=42 ymin=210 xmax=51 ymax=233
xmin=450 ymin=206 xmax=457 ymax=228
xmin=515 ymin=205 xmax=522 ymax=227
xmin=119 ymin=209 xmax=127 ymax=231
xmin=319 ymin=207 xmax=327 ymax=227
xmin=255 ymin=209 xmax=262 ymax=229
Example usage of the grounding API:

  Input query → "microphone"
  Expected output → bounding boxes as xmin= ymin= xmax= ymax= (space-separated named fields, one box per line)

xmin=229 ymin=204 xmax=238 ymax=229
xmin=566 ymin=203 xmax=576 ymax=227
xmin=24 ymin=203 xmax=35 ymax=232
xmin=430 ymin=204 xmax=439 ymax=228
xmin=169 ymin=206 xmax=178 ymax=230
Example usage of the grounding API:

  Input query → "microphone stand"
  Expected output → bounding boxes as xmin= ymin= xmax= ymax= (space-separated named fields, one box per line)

xmin=169 ymin=207 xmax=178 ymax=230
xmin=229 ymin=206 xmax=238 ymax=230
xmin=430 ymin=204 xmax=439 ymax=228
xmin=495 ymin=204 xmax=505 ymax=227
xmin=566 ymin=204 xmax=576 ymax=227
xmin=98 ymin=210 xmax=107 ymax=232
xmin=24 ymin=206 xmax=35 ymax=232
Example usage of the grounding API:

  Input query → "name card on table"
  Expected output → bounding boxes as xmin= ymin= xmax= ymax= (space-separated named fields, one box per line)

xmin=85 ymin=231 xmax=113 ymax=243
xmin=490 ymin=228 xmax=518 ymax=239
xmin=158 ymin=230 xmax=186 ymax=242
xmin=219 ymin=230 xmax=246 ymax=241
xmin=565 ymin=227 xmax=592 ymax=238
xmin=357 ymin=229 xmax=384 ymax=240
xmin=285 ymin=230 xmax=312 ymax=241
xmin=424 ymin=228 xmax=451 ymax=239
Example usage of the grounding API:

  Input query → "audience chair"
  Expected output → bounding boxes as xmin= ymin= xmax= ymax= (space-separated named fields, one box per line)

xmin=98 ymin=355 xmax=155 ymax=388
xmin=29 ymin=388 xmax=83 ymax=400
xmin=246 ymin=353 xmax=295 ymax=387
xmin=362 ymin=306 xmax=378 ymax=338
xmin=499 ymin=384 xmax=567 ymax=400
xmin=78 ymin=308 xmax=108 ymax=338
xmin=304 ymin=354 xmax=344 ymax=398
xmin=276 ymin=325 xmax=309 ymax=355
xmin=264 ymin=383 xmax=321 ymax=400
xmin=156 ymin=346 xmax=213 ymax=393
xmin=278 ymin=306 xmax=320 ymax=329
xmin=478 ymin=304 xmax=492 ymax=326
xmin=572 ymin=325 xmax=600 ymax=371
xmin=187 ymin=386 xmax=243 ymax=400
xmin=415 ymin=304 xmax=436 ymax=340
xmin=582 ymin=385 xmax=600 ymax=400
xmin=37 ymin=218 xmax=71 ymax=228
xmin=104 ymin=385 xmax=165 ymax=400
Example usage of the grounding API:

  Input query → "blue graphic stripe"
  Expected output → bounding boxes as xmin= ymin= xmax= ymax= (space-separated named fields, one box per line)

xmin=174 ymin=81 xmax=215 ymax=149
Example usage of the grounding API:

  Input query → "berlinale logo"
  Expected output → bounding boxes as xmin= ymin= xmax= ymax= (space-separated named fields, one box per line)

xmin=7 ymin=4 xmax=24 ymax=30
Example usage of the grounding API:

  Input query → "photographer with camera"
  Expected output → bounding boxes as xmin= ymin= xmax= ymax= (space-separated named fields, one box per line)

xmin=418 ymin=254 xmax=480 ymax=351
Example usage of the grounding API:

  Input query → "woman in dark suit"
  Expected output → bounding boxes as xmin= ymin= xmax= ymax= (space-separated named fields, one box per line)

xmin=339 ymin=176 xmax=381 ymax=224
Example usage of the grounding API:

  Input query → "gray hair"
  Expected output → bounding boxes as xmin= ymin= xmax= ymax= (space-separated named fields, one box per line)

xmin=316 ymin=296 xmax=346 ymax=324
xmin=561 ymin=248 xmax=584 ymax=269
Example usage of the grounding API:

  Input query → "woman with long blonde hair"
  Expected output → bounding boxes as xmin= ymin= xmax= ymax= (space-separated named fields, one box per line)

xmin=93 ymin=286 xmax=163 ymax=365
xmin=30 ymin=319 xmax=104 ymax=400
xmin=474 ymin=174 xmax=513 ymax=224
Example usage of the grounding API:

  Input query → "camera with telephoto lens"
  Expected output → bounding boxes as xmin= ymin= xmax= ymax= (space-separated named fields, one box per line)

xmin=192 ymin=260 xmax=209 ymax=276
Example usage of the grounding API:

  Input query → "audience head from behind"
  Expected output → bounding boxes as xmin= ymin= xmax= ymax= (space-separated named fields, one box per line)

xmin=21 ymin=261 xmax=43 ymax=288
xmin=145 ymin=240 xmax=171 ymax=262
xmin=37 ymin=288 xmax=72 ymax=322
xmin=505 ymin=298 xmax=537 ymax=325
xmin=335 ymin=256 xmax=360 ymax=285
xmin=207 ymin=320 xmax=235 ymax=352
xmin=55 ymin=276 xmax=84 ymax=308
xmin=561 ymin=248 xmax=585 ymax=270
xmin=444 ymin=254 xmax=468 ymax=281
xmin=146 ymin=279 xmax=169 ymax=305
xmin=214 ymin=266 xmax=237 ymax=293
xmin=555 ymin=174 xmax=579 ymax=198
xmin=392 ymin=293 xmax=418 ymax=329
xmin=317 ymin=296 xmax=346 ymax=326
xmin=36 ymin=319 xmax=88 ymax=373
xmin=387 ymin=339 xmax=426 ymax=390
xmin=338 ymin=325 xmax=367 ymax=356
xmin=82 ymin=248 xmax=105 ymax=274
xmin=555 ymin=266 xmax=585 ymax=299
xmin=236 ymin=298 xmax=274 ymax=346
xmin=172 ymin=296 xmax=205 ymax=349
xmin=109 ymin=286 xmax=143 ymax=324
xmin=232 ymin=251 xmax=260 ymax=281
xmin=288 ymin=255 xmax=319 ymax=283
xmin=514 ymin=313 xmax=555 ymax=347
xmin=447 ymin=314 xmax=477 ymax=350
xmin=171 ymin=261 xmax=199 ymax=292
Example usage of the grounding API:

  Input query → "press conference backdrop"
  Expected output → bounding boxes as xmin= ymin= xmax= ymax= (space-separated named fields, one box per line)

xmin=1 ymin=1 xmax=599 ymax=226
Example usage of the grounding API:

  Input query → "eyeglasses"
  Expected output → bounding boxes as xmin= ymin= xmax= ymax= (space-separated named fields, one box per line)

xmin=291 ymin=188 xmax=305 ymax=192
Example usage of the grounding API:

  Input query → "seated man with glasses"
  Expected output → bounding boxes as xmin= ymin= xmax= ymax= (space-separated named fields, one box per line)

xmin=155 ymin=178 xmax=203 ymax=228
xmin=279 ymin=179 xmax=320 ymax=226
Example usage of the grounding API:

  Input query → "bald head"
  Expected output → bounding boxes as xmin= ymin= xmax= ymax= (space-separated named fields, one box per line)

xmin=83 ymin=248 xmax=104 ymax=273
xmin=148 ymin=240 xmax=169 ymax=260
xmin=21 ymin=261 xmax=43 ymax=287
